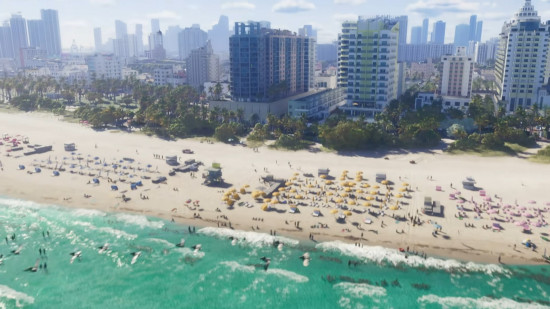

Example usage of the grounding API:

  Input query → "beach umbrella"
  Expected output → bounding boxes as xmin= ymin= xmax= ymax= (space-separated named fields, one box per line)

xmin=370 ymin=191 xmax=378 ymax=195
xmin=399 ymin=188 xmax=407 ymax=192
xmin=272 ymin=192 xmax=280 ymax=197
xmin=261 ymin=204 xmax=269 ymax=211
xmin=278 ymin=187 xmax=286 ymax=192
xmin=381 ymin=180 xmax=388 ymax=185
xmin=240 ymin=188 xmax=246 ymax=194
xmin=366 ymin=196 xmax=374 ymax=201
xmin=271 ymin=199 xmax=278 ymax=205
xmin=330 ymin=209 xmax=339 ymax=214
xmin=356 ymin=189 xmax=363 ymax=194
xmin=285 ymin=182 xmax=292 ymax=186
xmin=290 ymin=176 xmax=297 ymax=180
xmin=362 ymin=184 xmax=370 ymax=188
xmin=362 ymin=202 xmax=371 ymax=207
xmin=294 ymin=172 xmax=299 ymax=176
xmin=341 ymin=193 xmax=349 ymax=197
xmin=232 ymin=194 xmax=240 ymax=200
xmin=402 ymin=183 xmax=409 ymax=187
xmin=222 ymin=196 xmax=229 ymax=201
xmin=325 ymin=180 xmax=333 ymax=185
xmin=319 ymin=175 xmax=327 ymax=179
xmin=295 ymin=195 xmax=303 ymax=199
xmin=327 ymin=192 xmax=334 ymax=196
xmin=339 ymin=177 xmax=346 ymax=181
xmin=349 ymin=200 xmax=356 ymax=206
xmin=373 ymin=185 xmax=380 ymax=189
xmin=307 ymin=184 xmax=314 ymax=188
xmin=344 ymin=210 xmax=352 ymax=216
xmin=396 ymin=193 xmax=403 ymax=198
xmin=335 ymin=198 xmax=344 ymax=203
xmin=345 ymin=187 xmax=351 ymax=192
xmin=244 ymin=184 xmax=250 ymax=188
xmin=390 ymin=205 xmax=399 ymax=210
xmin=528 ymin=200 xmax=536 ymax=204
xmin=290 ymin=189 xmax=297 ymax=193
xmin=263 ymin=198 xmax=272 ymax=203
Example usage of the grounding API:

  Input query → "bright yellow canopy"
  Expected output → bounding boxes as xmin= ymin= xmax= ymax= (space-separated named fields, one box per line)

xmin=344 ymin=210 xmax=352 ymax=216
xmin=320 ymin=174 xmax=327 ymax=179
xmin=330 ymin=209 xmax=339 ymax=214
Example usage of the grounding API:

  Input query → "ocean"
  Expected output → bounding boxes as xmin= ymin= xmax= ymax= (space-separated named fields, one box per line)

xmin=0 ymin=196 xmax=549 ymax=309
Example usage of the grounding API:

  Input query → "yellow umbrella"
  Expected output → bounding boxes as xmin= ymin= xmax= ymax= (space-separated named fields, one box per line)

xmin=345 ymin=187 xmax=351 ymax=192
xmin=307 ymin=184 xmax=314 ymax=188
xmin=261 ymin=204 xmax=268 ymax=211
xmin=373 ymin=185 xmax=380 ymax=189
xmin=399 ymin=188 xmax=407 ymax=192
xmin=381 ymin=180 xmax=388 ymax=185
xmin=227 ymin=200 xmax=235 ymax=206
xmin=278 ymin=187 xmax=286 ymax=192
xmin=370 ymin=191 xmax=378 ymax=195
xmin=291 ymin=176 xmax=297 ymax=180
xmin=339 ymin=177 xmax=346 ymax=181
xmin=240 ymin=188 xmax=246 ymax=194
xmin=349 ymin=200 xmax=356 ymax=205
xmin=343 ymin=170 xmax=348 ymax=173
xmin=325 ymin=180 xmax=333 ymax=185
xmin=349 ymin=182 xmax=356 ymax=186
xmin=222 ymin=196 xmax=230 ymax=201
xmin=290 ymin=188 xmax=297 ymax=193
xmin=294 ymin=172 xmax=300 ymax=176
xmin=271 ymin=199 xmax=278 ymax=204
xmin=285 ymin=182 xmax=292 ymax=186
xmin=341 ymin=193 xmax=349 ymax=197
xmin=355 ymin=177 xmax=362 ymax=181
xmin=320 ymin=175 xmax=327 ymax=179
xmin=390 ymin=205 xmax=399 ymax=210
xmin=330 ymin=209 xmax=339 ymax=214
xmin=356 ymin=189 xmax=363 ymax=194
xmin=263 ymin=198 xmax=271 ymax=203
xmin=335 ymin=198 xmax=344 ymax=203
xmin=295 ymin=195 xmax=303 ymax=199
xmin=272 ymin=192 xmax=280 ymax=196
xmin=327 ymin=192 xmax=334 ymax=196
xmin=363 ymin=202 xmax=371 ymax=207
xmin=344 ymin=210 xmax=352 ymax=216
xmin=232 ymin=194 xmax=240 ymax=200
xmin=230 ymin=188 xmax=237 ymax=192
xmin=402 ymin=183 xmax=409 ymax=187
xmin=396 ymin=193 xmax=403 ymax=198
xmin=366 ymin=196 xmax=374 ymax=201
xmin=244 ymin=184 xmax=250 ymax=188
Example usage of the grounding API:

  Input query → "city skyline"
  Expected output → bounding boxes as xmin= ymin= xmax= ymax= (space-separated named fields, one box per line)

xmin=1 ymin=0 xmax=549 ymax=50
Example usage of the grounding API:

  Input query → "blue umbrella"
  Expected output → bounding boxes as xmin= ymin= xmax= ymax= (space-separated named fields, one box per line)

xmin=93 ymin=178 xmax=99 ymax=184
xmin=53 ymin=171 xmax=60 ymax=176
xmin=111 ymin=185 xmax=118 ymax=191
xmin=18 ymin=165 xmax=25 ymax=170
xmin=35 ymin=167 xmax=41 ymax=173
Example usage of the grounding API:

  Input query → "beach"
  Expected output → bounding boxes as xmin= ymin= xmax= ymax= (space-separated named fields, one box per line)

xmin=1 ymin=111 xmax=549 ymax=265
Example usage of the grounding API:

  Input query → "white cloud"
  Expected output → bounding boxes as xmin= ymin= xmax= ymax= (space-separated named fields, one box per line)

xmin=89 ymin=0 xmax=116 ymax=6
xmin=334 ymin=0 xmax=366 ymax=4
xmin=221 ymin=1 xmax=256 ymax=10
xmin=273 ymin=0 xmax=315 ymax=13
xmin=146 ymin=11 xmax=182 ymax=20
xmin=333 ymin=13 xmax=358 ymax=22
xmin=407 ymin=0 xmax=479 ymax=17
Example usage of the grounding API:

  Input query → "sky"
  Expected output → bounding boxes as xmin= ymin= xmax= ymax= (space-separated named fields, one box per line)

xmin=1 ymin=0 xmax=550 ymax=50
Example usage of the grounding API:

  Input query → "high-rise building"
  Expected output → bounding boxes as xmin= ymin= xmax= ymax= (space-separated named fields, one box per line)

xmin=9 ymin=14 xmax=29 ymax=63
xmin=178 ymin=25 xmax=207 ymax=60
xmin=338 ymin=16 xmax=400 ymax=117
xmin=396 ymin=16 xmax=408 ymax=45
xmin=186 ymin=40 xmax=220 ymax=90
xmin=432 ymin=21 xmax=446 ymax=44
xmin=147 ymin=30 xmax=166 ymax=60
xmin=440 ymin=46 xmax=474 ymax=110
xmin=208 ymin=15 xmax=230 ymax=54
xmin=410 ymin=26 xmax=422 ymax=44
xmin=151 ymin=19 xmax=160 ymax=34
xmin=474 ymin=37 xmax=498 ymax=65
xmin=454 ymin=24 xmax=470 ymax=47
xmin=94 ymin=27 xmax=102 ymax=52
xmin=230 ymin=22 xmax=315 ymax=102
xmin=317 ymin=43 xmax=338 ymax=62
xmin=114 ymin=20 xmax=129 ymax=58
xmin=468 ymin=15 xmax=477 ymax=42
xmin=164 ymin=26 xmax=181 ymax=57
xmin=86 ymin=53 xmax=122 ymax=80
xmin=40 ymin=9 xmax=62 ymax=57
xmin=421 ymin=18 xmax=429 ymax=44
xmin=495 ymin=0 xmax=550 ymax=112
xmin=398 ymin=43 xmax=454 ymax=62
xmin=27 ymin=20 xmax=46 ymax=49
xmin=475 ymin=21 xmax=483 ymax=42
xmin=135 ymin=24 xmax=144 ymax=56
xmin=299 ymin=25 xmax=318 ymax=40
xmin=0 ymin=23 xmax=14 ymax=58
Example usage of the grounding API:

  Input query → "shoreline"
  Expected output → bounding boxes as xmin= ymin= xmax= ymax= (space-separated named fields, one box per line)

xmin=1 ymin=112 xmax=549 ymax=266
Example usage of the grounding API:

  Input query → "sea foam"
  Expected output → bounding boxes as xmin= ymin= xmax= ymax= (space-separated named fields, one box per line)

xmin=0 ymin=285 xmax=35 ymax=307
xmin=266 ymin=268 xmax=309 ymax=283
xmin=334 ymin=282 xmax=387 ymax=298
xmin=198 ymin=227 xmax=299 ymax=248
xmin=316 ymin=241 xmax=509 ymax=275
xmin=417 ymin=294 xmax=550 ymax=309
xmin=114 ymin=213 xmax=164 ymax=229
xmin=72 ymin=221 xmax=137 ymax=240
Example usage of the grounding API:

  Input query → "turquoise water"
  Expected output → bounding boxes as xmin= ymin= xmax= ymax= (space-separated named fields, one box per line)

xmin=0 ymin=196 xmax=549 ymax=309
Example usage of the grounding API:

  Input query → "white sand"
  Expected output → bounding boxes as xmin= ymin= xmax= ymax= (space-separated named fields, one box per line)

xmin=0 ymin=111 xmax=549 ymax=264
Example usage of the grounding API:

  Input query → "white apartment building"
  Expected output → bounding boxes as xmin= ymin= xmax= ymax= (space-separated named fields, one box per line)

xmin=440 ymin=46 xmax=474 ymax=110
xmin=85 ymin=54 xmax=122 ymax=80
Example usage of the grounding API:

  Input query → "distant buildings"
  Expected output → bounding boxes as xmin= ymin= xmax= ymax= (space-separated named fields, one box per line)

xmin=317 ymin=43 xmax=337 ymax=62
xmin=208 ymin=16 xmax=230 ymax=54
xmin=454 ymin=24 xmax=470 ymax=48
xmin=114 ymin=20 xmax=129 ymax=58
xmin=432 ymin=21 xmax=446 ymax=45
xmin=186 ymin=41 xmax=219 ymax=90
xmin=338 ymin=16 xmax=401 ymax=118
xmin=229 ymin=21 xmax=315 ymax=102
xmin=178 ymin=25 xmax=208 ymax=60
xmin=495 ymin=0 xmax=550 ymax=112
xmin=410 ymin=26 xmax=422 ymax=44
xmin=94 ymin=28 xmax=102 ymax=52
